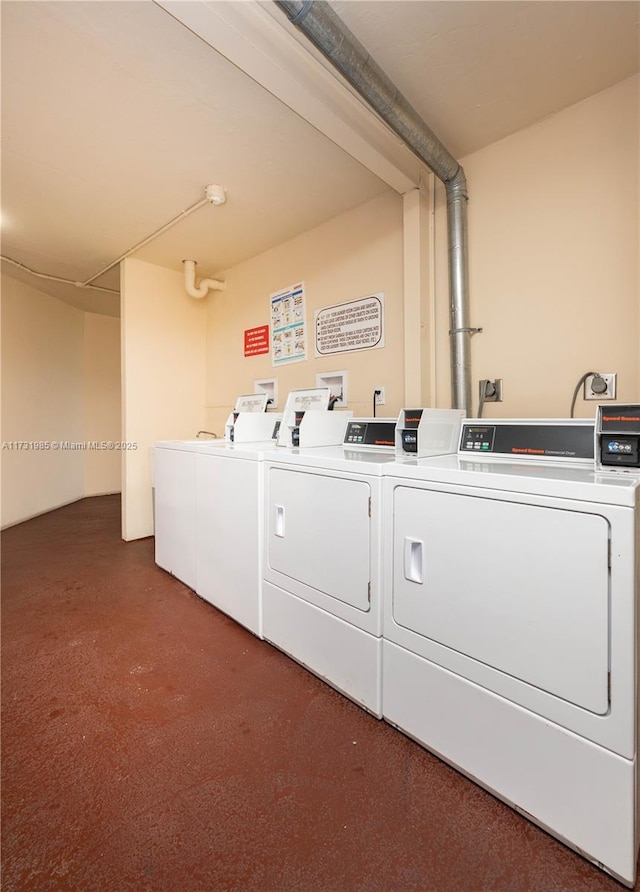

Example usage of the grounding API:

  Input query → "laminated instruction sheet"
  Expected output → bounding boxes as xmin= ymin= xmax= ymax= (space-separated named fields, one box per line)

xmin=271 ymin=282 xmax=306 ymax=366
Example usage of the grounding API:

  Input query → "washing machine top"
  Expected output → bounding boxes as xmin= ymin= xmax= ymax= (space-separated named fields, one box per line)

xmin=154 ymin=438 xmax=278 ymax=460
xmin=385 ymin=453 xmax=639 ymax=507
xmin=154 ymin=438 xmax=219 ymax=452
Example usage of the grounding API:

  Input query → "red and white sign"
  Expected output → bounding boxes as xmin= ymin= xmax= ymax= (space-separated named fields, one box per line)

xmin=244 ymin=325 xmax=269 ymax=357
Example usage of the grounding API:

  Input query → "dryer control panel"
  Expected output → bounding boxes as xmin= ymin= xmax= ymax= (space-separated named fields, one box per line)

xmin=344 ymin=419 xmax=396 ymax=449
xmin=459 ymin=420 xmax=594 ymax=461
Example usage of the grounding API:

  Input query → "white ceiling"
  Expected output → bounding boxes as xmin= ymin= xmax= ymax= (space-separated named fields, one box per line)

xmin=1 ymin=0 xmax=638 ymax=317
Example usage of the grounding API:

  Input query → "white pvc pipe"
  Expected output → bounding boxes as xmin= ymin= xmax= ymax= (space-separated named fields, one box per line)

xmin=183 ymin=260 xmax=226 ymax=299
xmin=84 ymin=195 xmax=210 ymax=286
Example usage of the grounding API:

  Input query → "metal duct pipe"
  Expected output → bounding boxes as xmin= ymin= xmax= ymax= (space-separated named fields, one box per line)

xmin=275 ymin=0 xmax=473 ymax=413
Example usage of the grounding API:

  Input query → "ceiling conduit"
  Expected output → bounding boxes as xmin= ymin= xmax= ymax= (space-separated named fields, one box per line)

xmin=274 ymin=0 xmax=475 ymax=413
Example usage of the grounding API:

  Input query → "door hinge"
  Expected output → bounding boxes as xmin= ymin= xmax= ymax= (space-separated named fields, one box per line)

xmin=368 ymin=497 xmax=372 ymax=517
xmin=367 ymin=581 xmax=371 ymax=602
xmin=608 ymin=671 xmax=611 ymax=701
xmin=607 ymin=538 xmax=612 ymax=569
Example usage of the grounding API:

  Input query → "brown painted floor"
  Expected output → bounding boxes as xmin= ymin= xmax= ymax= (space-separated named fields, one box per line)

xmin=1 ymin=494 xmax=634 ymax=891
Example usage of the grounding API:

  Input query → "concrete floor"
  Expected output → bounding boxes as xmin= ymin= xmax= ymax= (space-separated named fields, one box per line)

xmin=1 ymin=495 xmax=633 ymax=891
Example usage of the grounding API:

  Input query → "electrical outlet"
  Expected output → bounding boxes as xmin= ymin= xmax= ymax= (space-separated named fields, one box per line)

xmin=584 ymin=373 xmax=617 ymax=400
xmin=479 ymin=379 xmax=503 ymax=402
xmin=375 ymin=387 xmax=386 ymax=406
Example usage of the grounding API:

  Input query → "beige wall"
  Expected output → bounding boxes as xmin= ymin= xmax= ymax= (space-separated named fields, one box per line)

xmin=83 ymin=312 xmax=121 ymax=497
xmin=205 ymin=77 xmax=639 ymax=429
xmin=205 ymin=190 xmax=404 ymax=433
xmin=121 ymin=258 xmax=206 ymax=541
xmin=1 ymin=275 xmax=85 ymax=526
xmin=1 ymin=275 xmax=123 ymax=528
xmin=434 ymin=75 xmax=639 ymax=417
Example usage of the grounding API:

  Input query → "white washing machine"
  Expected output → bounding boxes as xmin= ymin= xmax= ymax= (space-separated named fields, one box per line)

xmin=194 ymin=437 xmax=282 ymax=637
xmin=262 ymin=410 xmax=464 ymax=717
xmin=154 ymin=438 xmax=206 ymax=590
xmin=154 ymin=396 xmax=277 ymax=591
xmin=381 ymin=418 xmax=640 ymax=886
xmin=155 ymin=434 xmax=286 ymax=636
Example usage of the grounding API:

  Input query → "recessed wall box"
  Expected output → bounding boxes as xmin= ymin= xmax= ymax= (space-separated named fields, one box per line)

xmin=316 ymin=371 xmax=348 ymax=407
xmin=254 ymin=378 xmax=278 ymax=409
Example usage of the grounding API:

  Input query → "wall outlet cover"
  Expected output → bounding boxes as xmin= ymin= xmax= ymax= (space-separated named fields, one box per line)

xmin=584 ymin=373 xmax=617 ymax=400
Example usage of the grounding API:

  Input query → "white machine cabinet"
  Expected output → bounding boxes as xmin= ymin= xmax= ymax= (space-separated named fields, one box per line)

xmin=382 ymin=457 xmax=639 ymax=886
xmin=154 ymin=442 xmax=198 ymax=590
xmin=195 ymin=448 xmax=264 ymax=636
xmin=154 ymin=437 xmax=275 ymax=637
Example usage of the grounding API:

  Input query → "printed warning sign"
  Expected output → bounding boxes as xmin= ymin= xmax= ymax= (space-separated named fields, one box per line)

xmin=315 ymin=294 xmax=384 ymax=356
xmin=244 ymin=325 xmax=269 ymax=357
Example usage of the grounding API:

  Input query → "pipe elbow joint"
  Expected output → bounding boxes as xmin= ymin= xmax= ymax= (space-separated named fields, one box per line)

xmin=445 ymin=166 xmax=468 ymax=204
xmin=183 ymin=259 xmax=225 ymax=299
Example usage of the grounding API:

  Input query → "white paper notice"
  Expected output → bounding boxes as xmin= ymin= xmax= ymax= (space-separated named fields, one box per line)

xmin=271 ymin=282 xmax=306 ymax=366
xmin=315 ymin=293 xmax=384 ymax=356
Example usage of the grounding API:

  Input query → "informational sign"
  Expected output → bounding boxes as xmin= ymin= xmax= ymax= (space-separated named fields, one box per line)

xmin=244 ymin=325 xmax=269 ymax=357
xmin=271 ymin=282 xmax=306 ymax=366
xmin=315 ymin=293 xmax=384 ymax=356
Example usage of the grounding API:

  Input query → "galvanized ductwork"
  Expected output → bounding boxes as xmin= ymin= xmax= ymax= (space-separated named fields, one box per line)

xmin=275 ymin=0 xmax=473 ymax=413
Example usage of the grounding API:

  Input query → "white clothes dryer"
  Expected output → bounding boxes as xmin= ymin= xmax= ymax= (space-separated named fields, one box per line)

xmin=262 ymin=411 xmax=464 ymax=717
xmin=381 ymin=419 xmax=640 ymax=886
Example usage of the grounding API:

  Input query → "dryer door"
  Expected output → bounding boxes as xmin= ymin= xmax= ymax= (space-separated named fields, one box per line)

xmin=392 ymin=488 xmax=610 ymax=714
xmin=268 ymin=467 xmax=371 ymax=610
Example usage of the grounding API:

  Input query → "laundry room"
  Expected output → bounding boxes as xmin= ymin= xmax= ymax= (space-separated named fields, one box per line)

xmin=1 ymin=1 xmax=639 ymax=890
